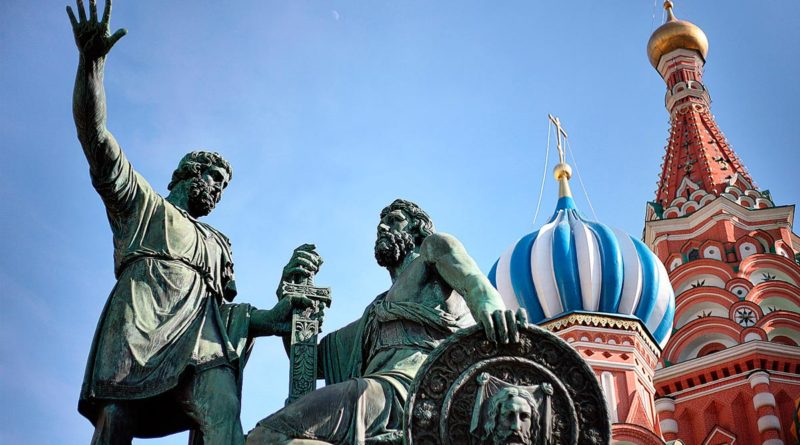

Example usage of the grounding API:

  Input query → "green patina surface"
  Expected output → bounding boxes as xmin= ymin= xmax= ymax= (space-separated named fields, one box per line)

xmin=68 ymin=1 xmax=318 ymax=443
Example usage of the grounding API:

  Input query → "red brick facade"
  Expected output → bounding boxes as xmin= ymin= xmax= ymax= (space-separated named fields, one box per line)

xmin=642 ymin=11 xmax=800 ymax=445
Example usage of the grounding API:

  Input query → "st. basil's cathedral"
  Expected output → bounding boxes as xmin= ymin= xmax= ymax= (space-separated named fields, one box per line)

xmin=488 ymin=2 xmax=800 ymax=444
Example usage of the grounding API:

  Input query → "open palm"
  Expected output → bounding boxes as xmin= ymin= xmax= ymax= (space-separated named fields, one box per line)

xmin=67 ymin=0 xmax=126 ymax=60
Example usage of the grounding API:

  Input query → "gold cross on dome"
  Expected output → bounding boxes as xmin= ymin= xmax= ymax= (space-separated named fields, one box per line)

xmin=548 ymin=114 xmax=569 ymax=164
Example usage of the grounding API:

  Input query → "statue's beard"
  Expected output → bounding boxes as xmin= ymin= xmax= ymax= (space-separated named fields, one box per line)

xmin=187 ymin=177 xmax=220 ymax=218
xmin=492 ymin=429 xmax=531 ymax=445
xmin=374 ymin=231 xmax=415 ymax=268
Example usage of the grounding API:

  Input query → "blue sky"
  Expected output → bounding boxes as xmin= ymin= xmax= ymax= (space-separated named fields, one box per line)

xmin=1 ymin=1 xmax=798 ymax=443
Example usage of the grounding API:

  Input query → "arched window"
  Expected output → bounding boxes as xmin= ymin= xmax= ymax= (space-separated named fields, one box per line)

xmin=703 ymin=245 xmax=722 ymax=261
xmin=697 ymin=342 xmax=726 ymax=357
xmin=739 ymin=242 xmax=758 ymax=260
xmin=772 ymin=336 xmax=798 ymax=347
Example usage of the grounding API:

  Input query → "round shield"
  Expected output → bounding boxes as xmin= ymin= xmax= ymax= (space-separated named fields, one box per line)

xmin=403 ymin=324 xmax=610 ymax=445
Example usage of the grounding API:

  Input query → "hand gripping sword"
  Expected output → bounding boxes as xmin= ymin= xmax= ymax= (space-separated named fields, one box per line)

xmin=281 ymin=276 xmax=331 ymax=405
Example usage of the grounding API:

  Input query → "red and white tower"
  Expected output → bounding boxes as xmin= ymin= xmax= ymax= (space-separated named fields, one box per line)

xmin=645 ymin=3 xmax=800 ymax=445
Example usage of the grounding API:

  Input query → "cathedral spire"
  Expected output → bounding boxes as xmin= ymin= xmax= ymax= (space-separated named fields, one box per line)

xmin=646 ymin=2 xmax=771 ymax=220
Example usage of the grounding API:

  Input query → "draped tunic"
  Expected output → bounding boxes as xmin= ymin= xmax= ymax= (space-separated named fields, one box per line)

xmin=78 ymin=147 xmax=241 ymax=423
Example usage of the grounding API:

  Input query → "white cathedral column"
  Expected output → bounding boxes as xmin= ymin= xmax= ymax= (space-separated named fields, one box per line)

xmin=654 ymin=397 xmax=678 ymax=441
xmin=600 ymin=371 xmax=619 ymax=423
xmin=748 ymin=371 xmax=784 ymax=445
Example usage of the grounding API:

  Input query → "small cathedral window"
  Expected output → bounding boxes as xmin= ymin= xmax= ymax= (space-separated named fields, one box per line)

xmin=734 ymin=307 xmax=757 ymax=327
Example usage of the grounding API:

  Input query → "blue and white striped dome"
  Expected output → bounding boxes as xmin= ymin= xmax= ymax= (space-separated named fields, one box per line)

xmin=488 ymin=195 xmax=676 ymax=348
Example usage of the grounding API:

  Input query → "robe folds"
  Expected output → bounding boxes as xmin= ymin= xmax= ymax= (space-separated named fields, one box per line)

xmin=252 ymin=293 xmax=474 ymax=445
xmin=78 ymin=146 xmax=250 ymax=426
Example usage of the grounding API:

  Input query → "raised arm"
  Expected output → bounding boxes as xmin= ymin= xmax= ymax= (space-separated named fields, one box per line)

xmin=68 ymin=0 xmax=136 ymax=210
xmin=69 ymin=0 xmax=126 ymax=147
xmin=421 ymin=232 xmax=527 ymax=344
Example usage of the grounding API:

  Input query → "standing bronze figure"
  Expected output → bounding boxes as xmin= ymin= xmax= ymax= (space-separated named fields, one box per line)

xmin=67 ymin=1 xmax=320 ymax=443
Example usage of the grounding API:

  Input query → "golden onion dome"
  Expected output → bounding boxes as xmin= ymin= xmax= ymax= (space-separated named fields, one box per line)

xmin=647 ymin=1 xmax=709 ymax=68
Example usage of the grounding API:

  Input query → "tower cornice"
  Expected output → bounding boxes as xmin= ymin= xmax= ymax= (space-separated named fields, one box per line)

xmin=643 ymin=200 xmax=794 ymax=251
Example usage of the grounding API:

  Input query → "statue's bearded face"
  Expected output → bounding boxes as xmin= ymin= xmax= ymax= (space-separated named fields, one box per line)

xmin=374 ymin=209 xmax=416 ymax=268
xmin=492 ymin=396 xmax=533 ymax=445
xmin=187 ymin=166 xmax=229 ymax=218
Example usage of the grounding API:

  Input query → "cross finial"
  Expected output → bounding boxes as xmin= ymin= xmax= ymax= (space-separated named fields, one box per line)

xmin=547 ymin=114 xmax=573 ymax=199
xmin=663 ymin=0 xmax=676 ymax=21
xmin=548 ymin=114 xmax=569 ymax=164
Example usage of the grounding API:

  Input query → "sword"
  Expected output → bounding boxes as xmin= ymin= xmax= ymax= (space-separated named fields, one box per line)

xmin=282 ymin=278 xmax=331 ymax=405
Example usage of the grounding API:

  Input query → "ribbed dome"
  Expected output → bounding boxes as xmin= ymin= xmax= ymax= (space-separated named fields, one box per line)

xmin=489 ymin=196 xmax=675 ymax=348
xmin=647 ymin=1 xmax=708 ymax=68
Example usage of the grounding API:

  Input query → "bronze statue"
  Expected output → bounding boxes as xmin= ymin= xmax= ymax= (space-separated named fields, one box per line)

xmin=67 ymin=1 xmax=319 ymax=443
xmin=66 ymin=3 xmax=611 ymax=444
xmin=247 ymin=199 xmax=524 ymax=445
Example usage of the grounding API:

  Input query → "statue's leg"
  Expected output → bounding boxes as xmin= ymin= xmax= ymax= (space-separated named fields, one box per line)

xmin=246 ymin=377 xmax=401 ymax=444
xmin=176 ymin=366 xmax=245 ymax=445
xmin=90 ymin=402 xmax=135 ymax=445
xmin=245 ymin=428 xmax=332 ymax=445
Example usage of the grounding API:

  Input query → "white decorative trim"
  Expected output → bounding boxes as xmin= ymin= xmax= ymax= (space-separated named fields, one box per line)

xmin=644 ymin=200 xmax=794 ymax=247
xmin=663 ymin=377 xmax=800 ymax=408
xmin=665 ymin=81 xmax=710 ymax=111
xmin=668 ymin=377 xmax=749 ymax=401
xmin=757 ymin=415 xmax=781 ymax=433
xmin=672 ymin=262 xmax=734 ymax=288
xmin=703 ymin=245 xmax=722 ymax=261
xmin=601 ymin=371 xmax=618 ymax=423
xmin=701 ymin=427 xmax=737 ymax=445
xmin=660 ymin=419 xmax=679 ymax=434
xmin=570 ymin=340 xmax=656 ymax=369
xmin=653 ymin=216 xmax=789 ymax=246
xmin=657 ymin=365 xmax=800 ymax=402
xmin=744 ymin=332 xmax=763 ymax=342
xmin=544 ymin=314 xmax=661 ymax=351
xmin=655 ymin=398 xmax=676 ymax=413
xmin=655 ymin=341 xmax=800 ymax=382
xmin=638 ymin=388 xmax=655 ymax=425
xmin=657 ymin=173 xmax=774 ymax=221
xmin=748 ymin=371 xmax=770 ymax=388
xmin=678 ymin=332 xmax=738 ymax=363
xmin=752 ymin=392 xmax=776 ymax=410
xmin=582 ymin=358 xmax=657 ymax=394
xmin=676 ymin=177 xmax=700 ymax=201
xmin=657 ymin=48 xmax=704 ymax=77
xmin=769 ymin=374 xmax=800 ymax=385
xmin=662 ymin=319 xmax=738 ymax=359
xmin=740 ymin=242 xmax=758 ymax=260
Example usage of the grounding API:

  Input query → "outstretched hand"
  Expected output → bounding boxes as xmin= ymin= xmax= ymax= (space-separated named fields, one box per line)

xmin=476 ymin=307 xmax=529 ymax=344
xmin=249 ymin=295 xmax=317 ymax=338
xmin=67 ymin=0 xmax=126 ymax=61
